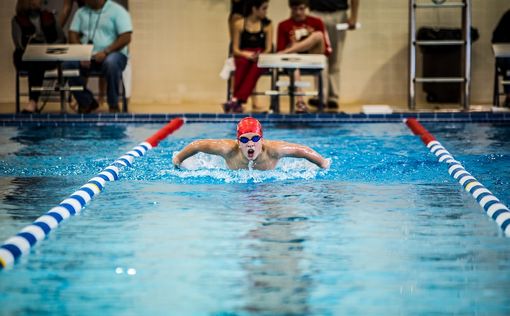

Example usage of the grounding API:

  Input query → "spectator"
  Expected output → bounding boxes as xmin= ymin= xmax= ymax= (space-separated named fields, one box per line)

xmin=277 ymin=0 xmax=331 ymax=113
xmin=58 ymin=0 xmax=129 ymax=110
xmin=308 ymin=0 xmax=359 ymax=110
xmin=64 ymin=0 xmax=132 ymax=113
xmin=229 ymin=0 xmax=246 ymax=40
xmin=492 ymin=9 xmax=510 ymax=107
xmin=11 ymin=0 xmax=66 ymax=113
xmin=223 ymin=0 xmax=273 ymax=113
xmin=227 ymin=0 xmax=263 ymax=112
xmin=59 ymin=0 xmax=128 ymax=27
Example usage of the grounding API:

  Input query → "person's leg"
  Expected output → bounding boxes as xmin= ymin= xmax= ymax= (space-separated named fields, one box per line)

xmin=280 ymin=31 xmax=325 ymax=54
xmin=234 ymin=61 xmax=263 ymax=103
xmin=26 ymin=61 xmax=45 ymax=106
xmin=308 ymin=11 xmax=347 ymax=108
xmin=292 ymin=69 xmax=308 ymax=113
xmin=228 ymin=55 xmax=252 ymax=112
xmin=324 ymin=10 xmax=347 ymax=106
xmin=101 ymin=52 xmax=127 ymax=111
xmin=63 ymin=60 xmax=97 ymax=111
xmin=233 ymin=56 xmax=252 ymax=100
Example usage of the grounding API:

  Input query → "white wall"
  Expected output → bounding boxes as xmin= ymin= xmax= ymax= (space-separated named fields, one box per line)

xmin=0 ymin=0 xmax=508 ymax=108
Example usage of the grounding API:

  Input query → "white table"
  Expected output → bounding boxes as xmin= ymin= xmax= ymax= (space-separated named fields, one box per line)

xmin=258 ymin=54 xmax=327 ymax=113
xmin=23 ymin=44 xmax=93 ymax=112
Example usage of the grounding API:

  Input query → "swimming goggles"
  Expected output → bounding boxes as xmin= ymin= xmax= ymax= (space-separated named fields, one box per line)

xmin=238 ymin=135 xmax=262 ymax=143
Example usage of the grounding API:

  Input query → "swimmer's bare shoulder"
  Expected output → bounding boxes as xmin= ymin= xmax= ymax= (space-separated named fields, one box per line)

xmin=265 ymin=139 xmax=330 ymax=169
xmin=263 ymin=139 xmax=287 ymax=158
xmin=173 ymin=139 xmax=238 ymax=167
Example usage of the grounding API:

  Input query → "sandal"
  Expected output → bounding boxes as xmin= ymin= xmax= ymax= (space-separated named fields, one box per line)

xmin=295 ymin=100 xmax=308 ymax=114
xmin=222 ymin=100 xmax=236 ymax=113
xmin=222 ymin=100 xmax=243 ymax=113
xmin=231 ymin=102 xmax=243 ymax=113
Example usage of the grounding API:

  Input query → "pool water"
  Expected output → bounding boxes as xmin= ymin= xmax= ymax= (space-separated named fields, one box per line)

xmin=0 ymin=122 xmax=509 ymax=315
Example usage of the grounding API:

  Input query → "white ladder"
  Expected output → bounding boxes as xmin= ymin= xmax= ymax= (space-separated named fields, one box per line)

xmin=408 ymin=0 xmax=472 ymax=110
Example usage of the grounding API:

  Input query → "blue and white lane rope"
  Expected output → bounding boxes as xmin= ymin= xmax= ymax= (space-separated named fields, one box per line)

xmin=0 ymin=118 xmax=184 ymax=270
xmin=406 ymin=118 xmax=510 ymax=236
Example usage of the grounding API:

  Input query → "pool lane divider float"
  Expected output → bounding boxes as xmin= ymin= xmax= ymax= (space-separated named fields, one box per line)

xmin=405 ymin=118 xmax=510 ymax=236
xmin=0 ymin=118 xmax=185 ymax=270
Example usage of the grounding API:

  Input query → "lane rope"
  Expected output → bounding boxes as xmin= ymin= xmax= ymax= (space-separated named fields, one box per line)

xmin=405 ymin=118 xmax=510 ymax=236
xmin=0 ymin=118 xmax=184 ymax=270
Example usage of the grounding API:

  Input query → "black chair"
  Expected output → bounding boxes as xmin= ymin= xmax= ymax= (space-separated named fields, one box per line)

xmin=493 ymin=59 xmax=510 ymax=107
xmin=15 ymin=69 xmax=31 ymax=113
xmin=15 ymin=68 xmax=65 ymax=113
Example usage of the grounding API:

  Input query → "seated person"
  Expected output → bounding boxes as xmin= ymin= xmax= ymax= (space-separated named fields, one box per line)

xmin=276 ymin=0 xmax=331 ymax=113
xmin=493 ymin=9 xmax=510 ymax=107
xmin=59 ymin=0 xmax=128 ymax=27
xmin=228 ymin=0 xmax=246 ymax=40
xmin=228 ymin=0 xmax=262 ymax=112
xmin=64 ymin=0 xmax=132 ymax=113
xmin=223 ymin=0 xmax=273 ymax=113
xmin=173 ymin=117 xmax=330 ymax=170
xmin=11 ymin=0 xmax=66 ymax=113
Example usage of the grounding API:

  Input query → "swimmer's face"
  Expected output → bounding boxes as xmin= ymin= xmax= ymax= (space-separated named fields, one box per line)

xmin=238 ymin=132 xmax=263 ymax=161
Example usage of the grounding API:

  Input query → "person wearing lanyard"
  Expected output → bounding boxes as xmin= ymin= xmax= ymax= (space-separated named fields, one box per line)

xmin=63 ymin=0 xmax=132 ymax=113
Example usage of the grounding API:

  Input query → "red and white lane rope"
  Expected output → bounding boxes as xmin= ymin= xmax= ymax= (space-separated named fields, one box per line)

xmin=0 ymin=118 xmax=184 ymax=270
xmin=405 ymin=118 xmax=510 ymax=236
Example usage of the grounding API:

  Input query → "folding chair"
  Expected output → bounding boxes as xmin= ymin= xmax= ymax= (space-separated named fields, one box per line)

xmin=493 ymin=59 xmax=510 ymax=107
xmin=15 ymin=70 xmax=30 ymax=113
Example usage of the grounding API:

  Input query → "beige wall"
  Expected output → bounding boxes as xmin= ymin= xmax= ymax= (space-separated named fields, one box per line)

xmin=0 ymin=0 xmax=508 ymax=108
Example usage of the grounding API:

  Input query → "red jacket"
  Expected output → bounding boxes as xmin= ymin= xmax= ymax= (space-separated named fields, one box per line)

xmin=277 ymin=16 xmax=331 ymax=55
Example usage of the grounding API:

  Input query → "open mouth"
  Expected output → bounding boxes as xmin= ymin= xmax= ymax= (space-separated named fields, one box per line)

xmin=247 ymin=149 xmax=255 ymax=158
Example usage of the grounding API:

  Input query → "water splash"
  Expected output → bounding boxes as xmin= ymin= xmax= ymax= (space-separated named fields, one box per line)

xmin=160 ymin=152 xmax=327 ymax=183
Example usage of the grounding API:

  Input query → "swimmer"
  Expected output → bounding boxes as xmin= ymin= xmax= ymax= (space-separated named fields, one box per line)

xmin=172 ymin=117 xmax=330 ymax=170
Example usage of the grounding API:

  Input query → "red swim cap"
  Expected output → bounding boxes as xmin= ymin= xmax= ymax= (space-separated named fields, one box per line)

xmin=237 ymin=117 xmax=263 ymax=138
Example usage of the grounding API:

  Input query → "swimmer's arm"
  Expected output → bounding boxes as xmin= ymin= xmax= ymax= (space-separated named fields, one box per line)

xmin=173 ymin=140 xmax=233 ymax=168
xmin=276 ymin=142 xmax=330 ymax=169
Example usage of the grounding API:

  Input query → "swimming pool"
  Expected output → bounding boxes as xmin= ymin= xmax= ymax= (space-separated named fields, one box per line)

xmin=0 ymin=120 xmax=509 ymax=314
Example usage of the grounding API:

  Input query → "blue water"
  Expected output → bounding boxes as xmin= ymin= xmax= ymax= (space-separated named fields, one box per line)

xmin=0 ymin=122 xmax=509 ymax=315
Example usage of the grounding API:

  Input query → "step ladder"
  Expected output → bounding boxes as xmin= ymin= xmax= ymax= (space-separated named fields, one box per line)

xmin=409 ymin=0 xmax=472 ymax=110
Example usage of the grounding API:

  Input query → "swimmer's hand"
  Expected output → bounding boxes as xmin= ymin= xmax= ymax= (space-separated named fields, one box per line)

xmin=172 ymin=156 xmax=181 ymax=169
xmin=320 ymin=159 xmax=330 ymax=169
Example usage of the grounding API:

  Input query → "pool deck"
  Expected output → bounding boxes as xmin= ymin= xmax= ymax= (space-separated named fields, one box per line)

xmin=1 ymin=101 xmax=510 ymax=125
